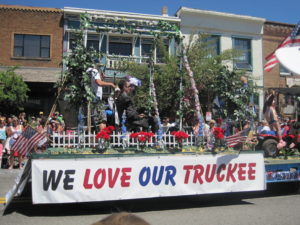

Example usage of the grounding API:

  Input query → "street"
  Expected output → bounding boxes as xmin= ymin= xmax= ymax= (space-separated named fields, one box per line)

xmin=0 ymin=168 xmax=300 ymax=225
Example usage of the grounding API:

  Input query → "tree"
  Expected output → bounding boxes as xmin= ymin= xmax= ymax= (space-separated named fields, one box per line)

xmin=120 ymin=41 xmax=182 ymax=120
xmin=0 ymin=67 xmax=29 ymax=114
xmin=185 ymin=33 xmax=257 ymax=122
xmin=60 ymin=14 xmax=101 ymax=107
xmin=58 ymin=13 xmax=103 ymax=134
xmin=211 ymin=66 xmax=256 ymax=121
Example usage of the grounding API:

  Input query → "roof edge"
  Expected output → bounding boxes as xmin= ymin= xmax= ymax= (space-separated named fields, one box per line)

xmin=177 ymin=7 xmax=265 ymax=23
xmin=64 ymin=7 xmax=180 ymax=22
xmin=0 ymin=4 xmax=62 ymax=13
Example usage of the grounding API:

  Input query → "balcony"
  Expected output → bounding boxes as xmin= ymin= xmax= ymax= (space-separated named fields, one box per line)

xmin=105 ymin=55 xmax=150 ymax=69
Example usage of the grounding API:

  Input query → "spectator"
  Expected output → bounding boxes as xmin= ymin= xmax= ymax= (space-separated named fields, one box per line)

xmin=0 ymin=118 xmax=7 ymax=168
xmin=6 ymin=116 xmax=13 ymax=127
xmin=48 ymin=119 xmax=63 ymax=135
xmin=29 ymin=116 xmax=38 ymax=128
xmin=7 ymin=117 xmax=24 ymax=169
xmin=18 ymin=112 xmax=27 ymax=126
xmin=38 ymin=111 xmax=44 ymax=119
xmin=57 ymin=114 xmax=65 ymax=130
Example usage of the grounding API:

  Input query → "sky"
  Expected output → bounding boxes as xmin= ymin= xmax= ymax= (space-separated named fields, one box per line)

xmin=1 ymin=0 xmax=299 ymax=24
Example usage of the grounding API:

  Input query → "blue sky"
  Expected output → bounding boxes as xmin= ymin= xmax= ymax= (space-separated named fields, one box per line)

xmin=1 ymin=0 xmax=299 ymax=24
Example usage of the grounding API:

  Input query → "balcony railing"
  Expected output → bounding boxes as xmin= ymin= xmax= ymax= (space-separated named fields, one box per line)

xmin=105 ymin=55 xmax=150 ymax=69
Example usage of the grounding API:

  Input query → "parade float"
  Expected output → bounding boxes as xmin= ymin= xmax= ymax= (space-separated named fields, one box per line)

xmin=4 ymin=15 xmax=300 ymax=209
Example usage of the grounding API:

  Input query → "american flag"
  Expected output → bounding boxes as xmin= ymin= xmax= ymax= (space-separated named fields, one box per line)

xmin=225 ymin=128 xmax=250 ymax=148
xmin=11 ymin=126 xmax=45 ymax=156
xmin=264 ymin=21 xmax=300 ymax=72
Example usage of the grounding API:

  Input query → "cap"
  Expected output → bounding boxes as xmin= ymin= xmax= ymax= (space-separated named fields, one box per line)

xmin=128 ymin=77 xmax=142 ymax=87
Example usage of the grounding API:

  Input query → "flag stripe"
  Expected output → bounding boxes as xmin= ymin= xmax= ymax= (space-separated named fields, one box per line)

xmin=11 ymin=126 xmax=45 ymax=156
xmin=225 ymin=128 xmax=250 ymax=147
xmin=264 ymin=21 xmax=300 ymax=72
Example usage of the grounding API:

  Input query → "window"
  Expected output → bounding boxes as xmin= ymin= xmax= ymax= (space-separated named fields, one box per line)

xmin=109 ymin=36 xmax=132 ymax=56
xmin=204 ymin=35 xmax=220 ymax=56
xmin=233 ymin=37 xmax=252 ymax=70
xmin=280 ymin=64 xmax=291 ymax=76
xmin=14 ymin=34 xmax=50 ymax=58
xmin=69 ymin=33 xmax=77 ymax=50
xmin=68 ymin=20 xmax=80 ymax=29
xmin=87 ymin=34 xmax=100 ymax=52
xmin=141 ymin=38 xmax=153 ymax=57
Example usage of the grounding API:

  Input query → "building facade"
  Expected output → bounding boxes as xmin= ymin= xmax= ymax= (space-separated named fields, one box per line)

xmin=60 ymin=7 xmax=180 ymax=126
xmin=5 ymin=4 xmax=299 ymax=122
xmin=0 ymin=5 xmax=63 ymax=115
xmin=176 ymin=7 xmax=266 ymax=119
xmin=63 ymin=7 xmax=180 ymax=81
xmin=263 ymin=21 xmax=300 ymax=120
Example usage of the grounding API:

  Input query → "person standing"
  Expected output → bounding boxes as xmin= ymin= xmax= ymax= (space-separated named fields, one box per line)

xmin=0 ymin=118 xmax=7 ymax=168
xmin=87 ymin=63 xmax=115 ymax=131
xmin=7 ymin=117 xmax=23 ymax=169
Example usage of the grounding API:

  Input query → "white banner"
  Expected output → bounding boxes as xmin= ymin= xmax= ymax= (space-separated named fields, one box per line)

xmin=32 ymin=153 xmax=265 ymax=204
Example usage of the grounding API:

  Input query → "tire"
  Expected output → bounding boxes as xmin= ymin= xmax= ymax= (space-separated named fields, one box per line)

xmin=262 ymin=139 xmax=278 ymax=157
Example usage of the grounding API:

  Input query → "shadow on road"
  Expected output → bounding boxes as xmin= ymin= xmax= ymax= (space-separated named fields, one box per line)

xmin=3 ymin=182 xmax=299 ymax=217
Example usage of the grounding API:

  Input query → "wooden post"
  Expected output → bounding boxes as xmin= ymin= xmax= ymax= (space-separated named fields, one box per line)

xmin=87 ymin=101 xmax=91 ymax=134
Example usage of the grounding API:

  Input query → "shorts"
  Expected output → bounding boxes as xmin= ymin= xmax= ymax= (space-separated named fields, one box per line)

xmin=92 ymin=98 xmax=107 ymax=125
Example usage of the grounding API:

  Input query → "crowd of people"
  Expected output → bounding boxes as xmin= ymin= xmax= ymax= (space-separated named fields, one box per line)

xmin=0 ymin=111 xmax=66 ymax=169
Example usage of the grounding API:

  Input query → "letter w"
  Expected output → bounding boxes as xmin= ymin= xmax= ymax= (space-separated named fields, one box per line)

xmin=43 ymin=170 xmax=63 ymax=191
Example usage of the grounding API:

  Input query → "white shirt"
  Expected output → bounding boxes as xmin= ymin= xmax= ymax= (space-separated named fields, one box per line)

xmin=87 ymin=67 xmax=102 ymax=99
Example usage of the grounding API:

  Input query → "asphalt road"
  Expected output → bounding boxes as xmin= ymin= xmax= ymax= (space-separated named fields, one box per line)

xmin=1 ymin=168 xmax=300 ymax=225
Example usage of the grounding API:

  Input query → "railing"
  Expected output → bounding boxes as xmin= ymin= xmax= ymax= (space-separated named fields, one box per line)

xmin=105 ymin=55 xmax=165 ymax=69
xmin=50 ymin=131 xmax=197 ymax=148
xmin=106 ymin=56 xmax=147 ymax=69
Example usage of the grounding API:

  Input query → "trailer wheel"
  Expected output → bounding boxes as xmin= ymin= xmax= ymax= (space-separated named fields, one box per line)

xmin=262 ymin=139 xmax=278 ymax=157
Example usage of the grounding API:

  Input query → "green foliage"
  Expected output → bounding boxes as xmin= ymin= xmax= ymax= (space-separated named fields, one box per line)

xmin=213 ymin=67 xmax=257 ymax=121
xmin=121 ymin=42 xmax=181 ymax=118
xmin=185 ymin=33 xmax=257 ymax=121
xmin=156 ymin=21 xmax=181 ymax=43
xmin=60 ymin=13 xmax=102 ymax=107
xmin=153 ymin=55 xmax=182 ymax=117
xmin=0 ymin=67 xmax=29 ymax=113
